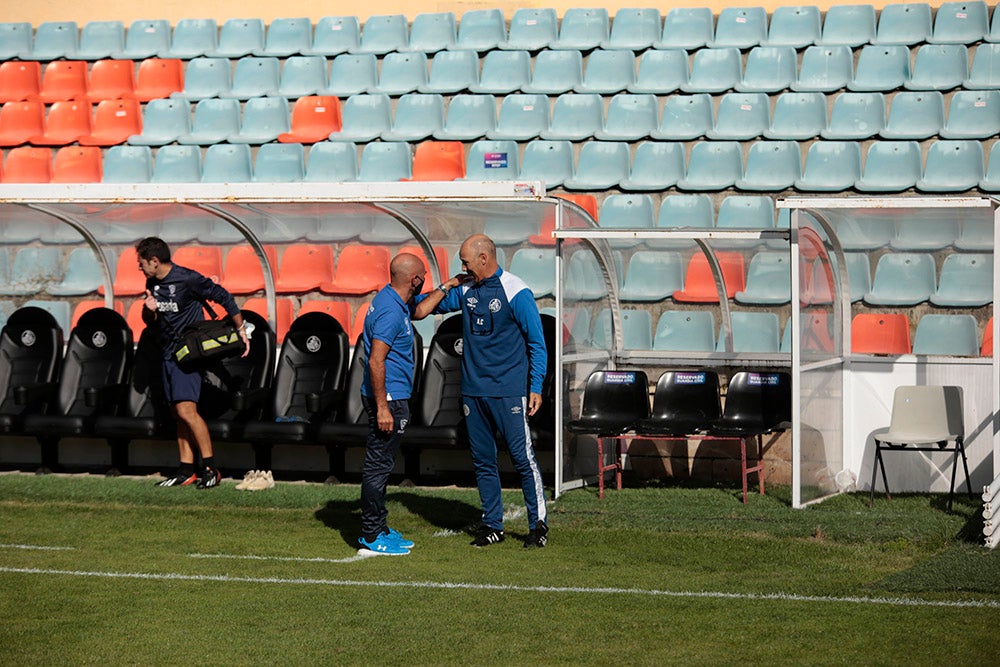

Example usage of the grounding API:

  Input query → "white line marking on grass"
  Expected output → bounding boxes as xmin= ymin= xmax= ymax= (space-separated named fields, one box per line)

xmin=189 ymin=552 xmax=370 ymax=564
xmin=1 ymin=566 xmax=998 ymax=609
xmin=0 ymin=543 xmax=75 ymax=551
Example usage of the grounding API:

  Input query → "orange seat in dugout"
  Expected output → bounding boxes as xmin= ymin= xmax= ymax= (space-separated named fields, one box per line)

xmin=298 ymin=299 xmax=353 ymax=332
xmin=221 ymin=245 xmax=278 ymax=295
xmin=278 ymin=95 xmax=342 ymax=144
xmin=322 ymin=245 xmax=390 ymax=295
xmin=99 ymin=246 xmax=145 ymax=296
xmin=242 ymin=297 xmax=295 ymax=343
xmin=400 ymin=244 xmax=450 ymax=292
xmin=673 ymin=252 xmax=746 ymax=303
xmin=274 ymin=244 xmax=334 ymax=293
xmin=851 ymin=313 xmax=911 ymax=354
xmin=72 ymin=300 xmax=124 ymax=330
xmin=406 ymin=141 xmax=465 ymax=181
xmin=172 ymin=246 xmax=224 ymax=284
xmin=351 ymin=301 xmax=372 ymax=341
xmin=981 ymin=316 xmax=993 ymax=357
xmin=530 ymin=192 xmax=596 ymax=246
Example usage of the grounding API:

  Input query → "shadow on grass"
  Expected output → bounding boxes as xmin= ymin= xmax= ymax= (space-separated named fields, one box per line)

xmin=313 ymin=492 xmax=481 ymax=549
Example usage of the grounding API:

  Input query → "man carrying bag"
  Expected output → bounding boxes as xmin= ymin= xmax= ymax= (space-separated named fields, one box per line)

xmin=136 ymin=237 xmax=249 ymax=488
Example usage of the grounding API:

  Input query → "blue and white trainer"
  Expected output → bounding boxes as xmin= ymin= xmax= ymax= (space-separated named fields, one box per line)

xmin=386 ymin=527 xmax=415 ymax=549
xmin=358 ymin=533 xmax=410 ymax=556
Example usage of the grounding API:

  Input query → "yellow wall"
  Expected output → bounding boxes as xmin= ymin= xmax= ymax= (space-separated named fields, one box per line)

xmin=8 ymin=1 xmax=924 ymax=27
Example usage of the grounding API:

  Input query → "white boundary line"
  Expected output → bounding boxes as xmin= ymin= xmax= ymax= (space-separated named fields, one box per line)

xmin=0 ymin=543 xmax=76 ymax=551
xmin=1 ymin=566 xmax=998 ymax=609
xmin=189 ymin=552 xmax=372 ymax=564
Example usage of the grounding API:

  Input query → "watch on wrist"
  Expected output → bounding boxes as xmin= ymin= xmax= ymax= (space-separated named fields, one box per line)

xmin=436 ymin=283 xmax=450 ymax=295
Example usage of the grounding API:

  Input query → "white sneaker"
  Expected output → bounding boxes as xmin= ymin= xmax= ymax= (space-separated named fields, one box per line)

xmin=246 ymin=470 xmax=274 ymax=491
xmin=235 ymin=470 xmax=259 ymax=491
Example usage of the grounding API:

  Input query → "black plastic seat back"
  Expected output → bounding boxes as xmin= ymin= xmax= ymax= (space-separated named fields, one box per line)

xmin=636 ymin=369 xmax=722 ymax=436
xmin=529 ymin=313 xmax=558 ymax=432
xmin=123 ymin=325 xmax=169 ymax=422
xmin=0 ymin=306 xmax=63 ymax=422
xmin=55 ymin=307 xmax=133 ymax=417
xmin=200 ymin=310 xmax=276 ymax=420
xmin=266 ymin=311 xmax=349 ymax=422
xmin=568 ymin=369 xmax=651 ymax=435
xmin=342 ymin=331 xmax=424 ymax=425
xmin=416 ymin=314 xmax=464 ymax=427
xmin=712 ymin=370 xmax=792 ymax=434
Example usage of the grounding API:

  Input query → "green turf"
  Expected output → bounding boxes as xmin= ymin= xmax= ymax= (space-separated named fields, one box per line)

xmin=0 ymin=473 xmax=997 ymax=665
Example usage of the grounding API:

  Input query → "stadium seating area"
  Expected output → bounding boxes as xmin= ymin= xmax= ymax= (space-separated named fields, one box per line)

xmin=0 ymin=3 xmax=997 ymax=363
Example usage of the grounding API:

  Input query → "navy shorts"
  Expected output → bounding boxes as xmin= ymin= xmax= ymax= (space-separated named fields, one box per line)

xmin=161 ymin=358 xmax=201 ymax=404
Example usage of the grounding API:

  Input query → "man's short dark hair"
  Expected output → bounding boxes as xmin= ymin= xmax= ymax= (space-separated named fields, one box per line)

xmin=135 ymin=237 xmax=171 ymax=263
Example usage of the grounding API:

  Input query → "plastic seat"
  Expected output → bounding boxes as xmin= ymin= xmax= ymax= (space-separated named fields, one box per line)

xmin=911 ymin=314 xmax=978 ymax=356
xmin=981 ymin=141 xmax=1000 ymax=191
xmin=372 ymin=52 xmax=428 ymax=96
xmin=954 ymin=216 xmax=994 ymax=250
xmin=420 ymin=50 xmax=478 ymax=94
xmin=0 ymin=304 xmax=64 ymax=433
xmin=916 ymin=140 xmax=984 ymax=192
xmin=201 ymin=144 xmax=252 ymax=183
xmin=708 ymin=93 xmax=770 ymax=140
xmin=734 ymin=252 xmax=791 ymax=305
xmin=834 ymin=215 xmax=895 ymax=251
xmin=25 ymin=21 xmax=79 ymax=61
xmin=172 ymin=246 xmax=223 ymax=283
xmin=229 ymin=96 xmax=290 ymax=144
xmin=353 ymin=14 xmax=408 ymax=55
xmin=323 ymin=245 xmax=391 ymax=295
xmin=151 ymin=144 xmax=201 ymax=182
xmin=677 ymin=141 xmax=743 ymax=191
xmin=628 ymin=49 xmax=688 ymax=94
xmin=651 ymin=194 xmax=714 ymax=250
xmin=793 ymin=46 xmax=854 ymax=92
xmin=657 ymin=7 xmax=714 ymax=50
xmin=0 ymin=61 xmax=41 ymax=103
xmin=323 ymin=53 xmax=377 ymax=97
xmin=0 ymin=247 xmax=60 ymax=295
xmin=381 ymin=93 xmax=444 ymax=141
xmin=222 ymin=56 xmax=280 ymax=99
xmin=855 ymin=141 xmax=922 ymax=192
xmin=715 ymin=194 xmax=776 ymax=238
xmin=487 ymin=93 xmax=549 ymax=140
xmin=462 ymin=139 xmax=518 ymax=181
xmin=277 ymin=56 xmax=328 ymax=98
xmin=718 ymin=311 xmax=781 ymax=353
xmin=905 ymin=44 xmax=968 ymax=91
xmin=0 ymin=101 xmax=44 ymax=146
xmin=652 ymin=94 xmax=712 ymax=140
xmin=79 ymin=98 xmax=141 ymax=146
xmin=0 ymin=22 xmax=33 ymax=60
xmin=304 ymin=141 xmax=357 ymax=182
xmin=540 ymin=93 xmax=602 ymax=141
xmin=177 ymin=98 xmax=240 ymax=145
xmin=765 ymin=5 xmax=821 ymax=48
xmin=712 ymin=7 xmax=768 ymax=49
xmin=620 ymin=141 xmax=684 ymax=191
xmin=407 ymin=140 xmax=464 ymax=181
xmin=864 ymin=252 xmax=936 ymax=306
xmin=2 ymin=146 xmax=52 ymax=183
xmin=277 ymin=96 xmax=341 ymax=144
xmin=242 ymin=298 xmax=295 ymax=343
xmin=674 ymin=251 xmax=746 ymax=302
xmin=259 ymin=17 xmax=311 ymax=57
xmin=596 ymin=194 xmax=655 ymax=248
xmin=595 ymin=94 xmax=657 ymax=140
xmin=38 ymin=61 xmax=88 ymax=103
xmin=764 ymin=92 xmax=826 ymax=140
xmin=518 ymin=140 xmax=572 ymax=187
xmin=889 ymin=214 xmax=959 ymax=250
xmin=603 ymin=8 xmax=662 ymax=51
xmin=503 ymin=8 xmax=557 ymax=51
xmin=874 ymin=3 xmax=932 ymax=45
xmin=118 ymin=20 xmax=170 ymax=60
xmin=453 ymin=9 xmax=506 ymax=52
xmin=174 ymin=58 xmax=231 ymax=100
xmin=215 ymin=18 xmax=265 ymax=58
xmin=304 ymin=16 xmax=360 ymax=56
xmin=881 ymin=91 xmax=945 ymax=139
xmin=682 ymin=48 xmax=742 ymax=93
xmin=30 ymin=100 xmax=91 ymax=146
xmin=851 ymin=313 xmax=911 ymax=354
xmin=567 ymin=369 xmax=650 ymax=447
xmin=469 ymin=50 xmax=530 ymax=94
xmin=254 ymin=143 xmax=304 ymax=182
xmin=966 ymin=43 xmax=1000 ymax=88
xmin=564 ymin=249 xmax=616 ymax=300
xmin=273 ymin=244 xmax=334 ymax=293
xmin=563 ymin=141 xmax=630 ymax=190
xmin=434 ymin=94 xmax=495 ymax=140
xmin=507 ymin=248 xmax=555 ymax=297
xmin=840 ymin=253 xmax=869 ymax=304
xmin=404 ymin=12 xmax=457 ymax=53
xmin=737 ymin=46 xmax=797 ymax=93
xmin=795 ymin=140 xmax=861 ymax=191
xmin=328 ymin=94 xmax=391 ymax=142
xmin=983 ymin=316 xmax=994 ymax=356
xmin=932 ymin=0 xmax=990 ymax=43
xmin=822 ymin=92 xmax=885 ymax=139
xmin=297 ymin=300 xmax=353 ymax=332
xmin=577 ymin=49 xmax=634 ymax=94
xmin=849 ymin=45 xmax=911 ymax=91
xmin=620 ymin=250 xmax=684 ymax=301
xmin=85 ymin=59 xmax=134 ymax=101
xmin=941 ymin=90 xmax=1000 ymax=138
xmin=357 ymin=141 xmax=412 ymax=181
xmin=165 ymin=19 xmax=218 ymax=59
xmin=78 ymin=20 xmax=125 ymax=61
xmin=736 ymin=141 xmax=801 ymax=191
xmin=652 ymin=311 xmax=715 ymax=352
xmin=523 ymin=50 xmax=582 ymax=94
xmin=102 ymin=144 xmax=152 ymax=183
xmin=591 ymin=309 xmax=652 ymax=350
xmin=819 ymin=5 xmax=876 ymax=47
xmin=130 ymin=58 xmax=183 ymax=102
xmin=552 ymin=8 xmax=609 ymax=51
xmin=931 ymin=253 xmax=992 ymax=307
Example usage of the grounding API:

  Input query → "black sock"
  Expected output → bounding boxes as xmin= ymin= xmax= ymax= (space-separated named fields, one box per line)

xmin=202 ymin=457 xmax=215 ymax=471
xmin=179 ymin=462 xmax=195 ymax=477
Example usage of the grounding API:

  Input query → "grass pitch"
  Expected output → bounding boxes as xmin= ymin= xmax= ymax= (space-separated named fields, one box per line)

xmin=1 ymin=472 xmax=998 ymax=665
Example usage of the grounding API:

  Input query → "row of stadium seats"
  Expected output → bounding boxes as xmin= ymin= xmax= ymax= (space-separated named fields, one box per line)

xmin=6 ymin=43 xmax=1000 ymax=104
xmin=6 ymin=138 xmax=1000 ymax=193
xmin=3 ymin=3 xmax=999 ymax=63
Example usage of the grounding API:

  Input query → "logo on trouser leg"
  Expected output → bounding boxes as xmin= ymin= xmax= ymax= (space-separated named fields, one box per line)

xmin=463 ymin=403 xmax=470 ymax=416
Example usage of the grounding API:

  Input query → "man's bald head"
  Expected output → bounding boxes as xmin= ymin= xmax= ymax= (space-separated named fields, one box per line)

xmin=459 ymin=234 xmax=499 ymax=282
xmin=389 ymin=252 xmax=426 ymax=291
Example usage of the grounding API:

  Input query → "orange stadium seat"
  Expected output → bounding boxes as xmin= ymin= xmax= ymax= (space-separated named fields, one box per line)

xmin=323 ymin=245 xmax=391 ymax=295
xmin=274 ymin=244 xmax=334 ymax=293
xmin=399 ymin=244 xmax=450 ymax=291
xmin=242 ymin=297 xmax=295 ymax=342
xmin=72 ymin=300 xmax=124 ymax=330
xmin=133 ymin=59 xmax=185 ymax=102
xmin=51 ymin=146 xmax=102 ymax=183
xmin=221 ymin=245 xmax=278 ymax=294
xmin=673 ymin=252 xmax=747 ymax=303
xmin=351 ymin=301 xmax=372 ymax=341
xmin=99 ymin=246 xmax=145 ymax=296
xmin=298 ymin=299 xmax=353 ymax=332
xmin=86 ymin=59 xmax=136 ymax=101
xmin=277 ymin=96 xmax=342 ymax=144
xmin=79 ymin=99 xmax=142 ymax=146
xmin=30 ymin=101 xmax=92 ymax=146
xmin=125 ymin=299 xmax=147 ymax=340
xmin=530 ymin=193 xmax=597 ymax=246
xmin=407 ymin=141 xmax=466 ymax=181
xmin=2 ymin=146 xmax=53 ymax=183
xmin=851 ymin=313 xmax=912 ymax=354
xmin=172 ymin=246 xmax=224 ymax=283
xmin=0 ymin=61 xmax=41 ymax=103
xmin=982 ymin=317 xmax=993 ymax=357
xmin=0 ymin=101 xmax=45 ymax=147
xmin=38 ymin=61 xmax=89 ymax=104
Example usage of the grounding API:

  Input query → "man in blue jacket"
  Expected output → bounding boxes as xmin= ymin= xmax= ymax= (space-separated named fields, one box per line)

xmin=434 ymin=234 xmax=549 ymax=548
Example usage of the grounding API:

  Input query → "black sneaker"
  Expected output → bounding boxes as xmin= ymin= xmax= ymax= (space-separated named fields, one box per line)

xmin=196 ymin=467 xmax=222 ymax=489
xmin=524 ymin=521 xmax=548 ymax=549
xmin=156 ymin=472 xmax=197 ymax=487
xmin=470 ymin=525 xmax=505 ymax=547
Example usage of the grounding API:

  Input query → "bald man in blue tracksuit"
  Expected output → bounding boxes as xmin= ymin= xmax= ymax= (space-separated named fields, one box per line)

xmin=435 ymin=234 xmax=549 ymax=548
